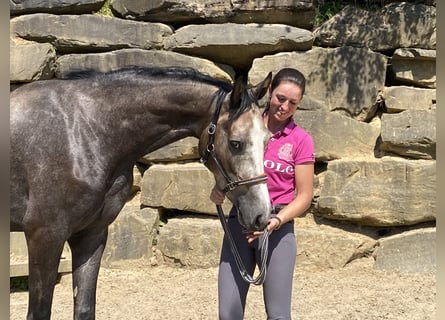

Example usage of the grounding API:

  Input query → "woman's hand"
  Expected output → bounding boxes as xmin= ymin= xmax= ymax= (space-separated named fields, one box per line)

xmin=245 ymin=216 xmax=281 ymax=243
xmin=210 ymin=185 xmax=225 ymax=205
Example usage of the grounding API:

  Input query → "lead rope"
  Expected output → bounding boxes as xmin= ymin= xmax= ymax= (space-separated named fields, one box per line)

xmin=216 ymin=204 xmax=269 ymax=285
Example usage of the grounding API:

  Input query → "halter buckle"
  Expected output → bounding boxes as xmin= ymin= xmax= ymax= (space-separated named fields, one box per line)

xmin=223 ymin=181 xmax=237 ymax=192
xmin=207 ymin=123 xmax=216 ymax=135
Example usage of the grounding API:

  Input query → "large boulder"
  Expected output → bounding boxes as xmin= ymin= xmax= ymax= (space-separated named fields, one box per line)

xmin=165 ymin=23 xmax=313 ymax=70
xmin=295 ymin=215 xmax=377 ymax=270
xmin=139 ymin=137 xmax=200 ymax=164
xmin=381 ymin=86 xmax=436 ymax=113
xmin=55 ymin=48 xmax=234 ymax=82
xmin=390 ymin=48 xmax=436 ymax=88
xmin=294 ymin=110 xmax=380 ymax=161
xmin=155 ymin=215 xmax=223 ymax=268
xmin=102 ymin=197 xmax=160 ymax=266
xmin=313 ymin=2 xmax=436 ymax=51
xmin=373 ymin=228 xmax=436 ymax=273
xmin=140 ymin=162 xmax=233 ymax=215
xmin=317 ymin=158 xmax=436 ymax=226
xmin=11 ymin=13 xmax=173 ymax=52
xmin=249 ymin=46 xmax=387 ymax=121
xmin=10 ymin=0 xmax=105 ymax=15
xmin=380 ymin=109 xmax=436 ymax=160
xmin=10 ymin=38 xmax=56 ymax=83
xmin=110 ymin=0 xmax=316 ymax=29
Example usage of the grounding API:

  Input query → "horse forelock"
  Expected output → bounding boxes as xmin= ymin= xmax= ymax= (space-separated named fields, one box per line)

xmin=228 ymin=87 xmax=257 ymax=122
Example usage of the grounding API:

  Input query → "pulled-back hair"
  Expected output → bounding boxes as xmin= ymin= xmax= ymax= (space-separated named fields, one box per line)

xmin=270 ymin=68 xmax=306 ymax=95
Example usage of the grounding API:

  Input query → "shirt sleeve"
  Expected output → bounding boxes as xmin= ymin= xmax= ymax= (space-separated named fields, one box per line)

xmin=294 ymin=131 xmax=315 ymax=165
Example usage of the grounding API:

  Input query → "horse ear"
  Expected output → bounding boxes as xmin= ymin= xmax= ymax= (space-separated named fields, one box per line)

xmin=230 ymin=76 xmax=245 ymax=110
xmin=249 ymin=72 xmax=272 ymax=101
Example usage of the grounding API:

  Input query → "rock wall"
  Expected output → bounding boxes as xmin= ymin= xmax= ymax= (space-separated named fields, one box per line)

xmin=10 ymin=0 xmax=436 ymax=274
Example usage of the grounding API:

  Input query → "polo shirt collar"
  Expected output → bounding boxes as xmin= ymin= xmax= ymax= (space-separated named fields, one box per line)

xmin=263 ymin=111 xmax=297 ymax=137
xmin=272 ymin=118 xmax=296 ymax=138
xmin=282 ymin=118 xmax=296 ymax=135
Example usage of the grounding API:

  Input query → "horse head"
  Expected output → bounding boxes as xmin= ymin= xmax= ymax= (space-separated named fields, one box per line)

xmin=200 ymin=73 xmax=272 ymax=231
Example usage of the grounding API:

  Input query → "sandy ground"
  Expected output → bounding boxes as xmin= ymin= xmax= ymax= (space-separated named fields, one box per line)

xmin=10 ymin=258 xmax=435 ymax=319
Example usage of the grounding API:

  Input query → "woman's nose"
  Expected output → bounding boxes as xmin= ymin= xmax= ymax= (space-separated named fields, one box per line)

xmin=280 ymin=100 xmax=289 ymax=109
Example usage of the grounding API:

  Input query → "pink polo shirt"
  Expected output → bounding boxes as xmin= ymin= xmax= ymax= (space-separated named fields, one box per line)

xmin=264 ymin=118 xmax=315 ymax=205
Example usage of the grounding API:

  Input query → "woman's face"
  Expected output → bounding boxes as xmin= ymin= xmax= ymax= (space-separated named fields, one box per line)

xmin=269 ymin=81 xmax=303 ymax=122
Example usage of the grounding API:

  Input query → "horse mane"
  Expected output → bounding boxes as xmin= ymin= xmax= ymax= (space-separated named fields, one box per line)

xmin=63 ymin=66 xmax=233 ymax=92
xmin=64 ymin=67 xmax=255 ymax=121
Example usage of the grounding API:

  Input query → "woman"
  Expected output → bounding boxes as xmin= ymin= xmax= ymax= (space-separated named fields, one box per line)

xmin=210 ymin=68 xmax=315 ymax=319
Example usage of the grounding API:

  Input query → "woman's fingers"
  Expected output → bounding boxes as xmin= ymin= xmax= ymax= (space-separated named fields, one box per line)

xmin=210 ymin=185 xmax=225 ymax=204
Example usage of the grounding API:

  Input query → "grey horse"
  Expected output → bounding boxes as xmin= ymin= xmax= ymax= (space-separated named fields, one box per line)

xmin=10 ymin=67 xmax=272 ymax=319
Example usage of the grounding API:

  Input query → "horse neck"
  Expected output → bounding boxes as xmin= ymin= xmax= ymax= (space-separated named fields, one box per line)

xmin=100 ymin=80 xmax=222 ymax=161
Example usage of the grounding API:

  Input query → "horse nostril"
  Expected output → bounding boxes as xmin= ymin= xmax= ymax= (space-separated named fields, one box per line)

xmin=255 ymin=214 xmax=267 ymax=230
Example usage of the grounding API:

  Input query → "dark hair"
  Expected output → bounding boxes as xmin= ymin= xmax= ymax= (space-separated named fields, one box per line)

xmin=270 ymin=68 xmax=306 ymax=96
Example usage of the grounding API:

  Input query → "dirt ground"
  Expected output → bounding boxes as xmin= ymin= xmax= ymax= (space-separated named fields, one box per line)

xmin=10 ymin=257 xmax=435 ymax=320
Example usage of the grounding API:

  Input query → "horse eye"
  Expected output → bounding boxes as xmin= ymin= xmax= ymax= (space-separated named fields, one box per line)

xmin=229 ymin=140 xmax=242 ymax=150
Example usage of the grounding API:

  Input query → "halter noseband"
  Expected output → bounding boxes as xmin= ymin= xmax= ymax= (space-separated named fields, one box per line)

xmin=200 ymin=88 xmax=268 ymax=193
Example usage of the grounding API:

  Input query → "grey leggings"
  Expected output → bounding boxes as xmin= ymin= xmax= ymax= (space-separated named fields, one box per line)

xmin=218 ymin=207 xmax=296 ymax=320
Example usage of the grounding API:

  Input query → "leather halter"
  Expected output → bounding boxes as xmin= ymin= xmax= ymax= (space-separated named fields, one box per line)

xmin=200 ymin=88 xmax=268 ymax=192
xmin=200 ymin=87 xmax=270 ymax=285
